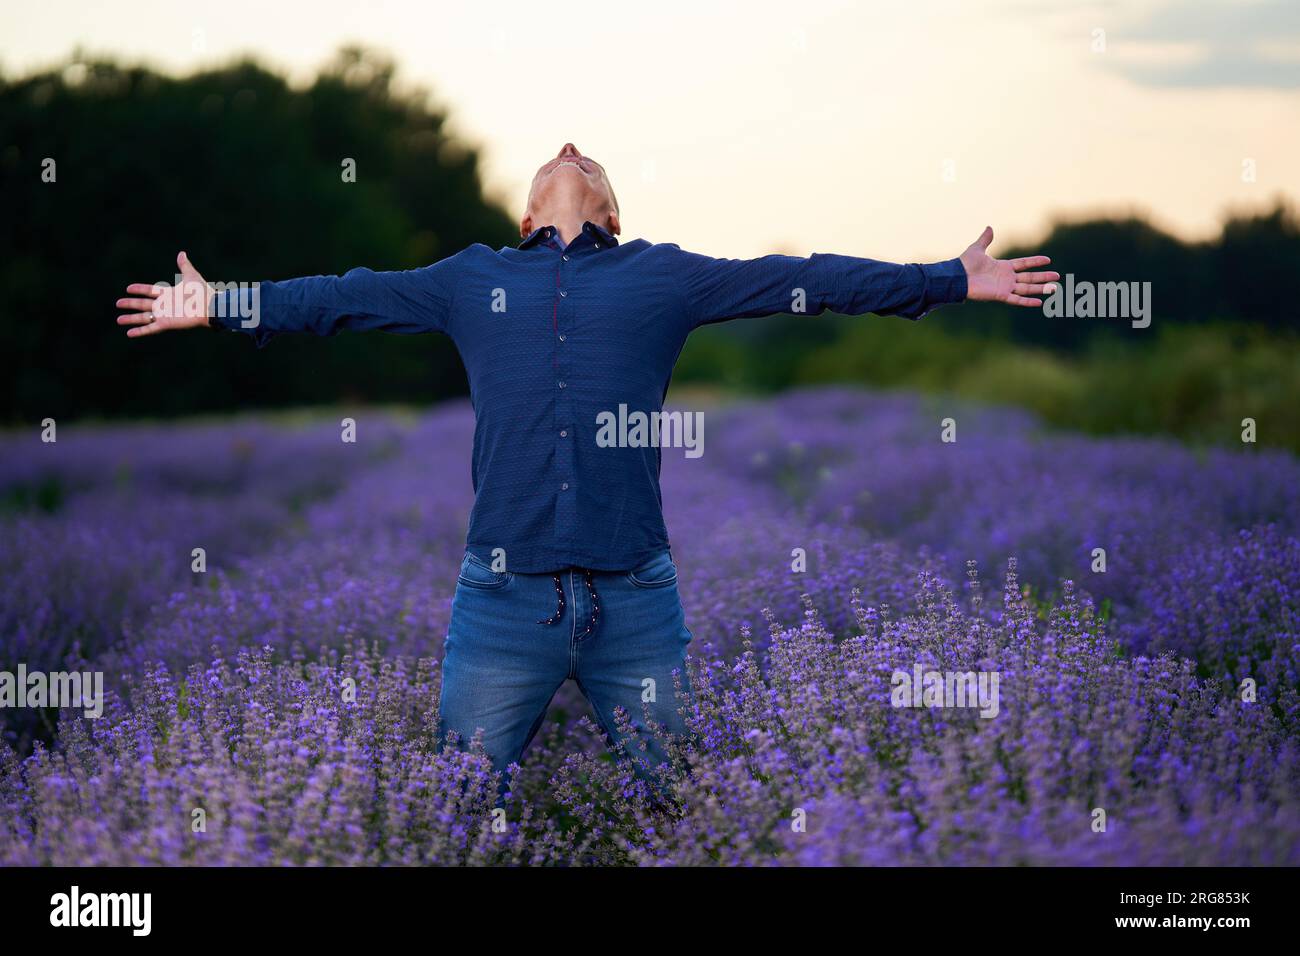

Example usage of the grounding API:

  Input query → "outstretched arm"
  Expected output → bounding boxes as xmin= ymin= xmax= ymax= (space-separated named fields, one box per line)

xmin=672 ymin=226 xmax=1057 ymax=329
xmin=117 ymin=251 xmax=463 ymax=348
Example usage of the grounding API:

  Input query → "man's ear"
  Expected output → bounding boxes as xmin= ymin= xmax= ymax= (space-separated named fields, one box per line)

xmin=608 ymin=210 xmax=621 ymax=236
xmin=519 ymin=212 xmax=534 ymax=238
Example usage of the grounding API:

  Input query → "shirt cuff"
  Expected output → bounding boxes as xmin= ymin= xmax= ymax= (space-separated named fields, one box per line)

xmin=916 ymin=258 xmax=968 ymax=316
xmin=208 ymin=289 xmax=232 ymax=329
xmin=208 ymin=286 xmax=268 ymax=343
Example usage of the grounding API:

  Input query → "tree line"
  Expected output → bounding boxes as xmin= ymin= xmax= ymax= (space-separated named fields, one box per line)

xmin=2 ymin=48 xmax=1295 ymax=423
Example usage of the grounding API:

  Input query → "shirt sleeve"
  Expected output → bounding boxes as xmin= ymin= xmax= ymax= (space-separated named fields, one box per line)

xmin=670 ymin=246 xmax=968 ymax=330
xmin=208 ymin=250 xmax=465 ymax=348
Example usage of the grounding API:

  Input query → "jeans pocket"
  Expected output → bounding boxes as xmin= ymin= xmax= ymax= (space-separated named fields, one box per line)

xmin=626 ymin=550 xmax=678 ymax=589
xmin=457 ymin=551 xmax=512 ymax=590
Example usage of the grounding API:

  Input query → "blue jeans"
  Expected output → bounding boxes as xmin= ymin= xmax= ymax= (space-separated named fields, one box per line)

xmin=438 ymin=549 xmax=693 ymax=789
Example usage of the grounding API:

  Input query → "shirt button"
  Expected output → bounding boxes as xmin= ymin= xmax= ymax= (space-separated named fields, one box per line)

xmin=562 ymin=255 xmax=570 ymax=261
xmin=561 ymin=482 xmax=569 ymax=491
xmin=559 ymin=290 xmax=568 ymax=297
xmin=557 ymin=380 xmax=566 ymax=389
xmin=558 ymin=333 xmax=566 ymax=342
xmin=594 ymin=242 xmax=602 ymax=248
xmin=560 ymin=429 xmax=568 ymax=437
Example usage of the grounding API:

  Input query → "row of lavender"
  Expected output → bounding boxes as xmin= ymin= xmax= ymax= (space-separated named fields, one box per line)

xmin=0 ymin=415 xmax=413 ymax=747
xmin=676 ymin=389 xmax=1300 ymax=707
xmin=1 ymin=389 xmax=1297 ymax=864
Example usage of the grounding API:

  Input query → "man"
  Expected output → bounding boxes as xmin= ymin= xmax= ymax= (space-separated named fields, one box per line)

xmin=116 ymin=142 xmax=1057 ymax=791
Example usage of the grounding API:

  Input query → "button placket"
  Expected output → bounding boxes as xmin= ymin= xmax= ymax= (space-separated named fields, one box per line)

xmin=553 ymin=248 xmax=576 ymax=544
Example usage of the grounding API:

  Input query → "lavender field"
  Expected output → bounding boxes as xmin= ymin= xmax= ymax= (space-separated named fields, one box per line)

xmin=2 ymin=388 xmax=1298 ymax=865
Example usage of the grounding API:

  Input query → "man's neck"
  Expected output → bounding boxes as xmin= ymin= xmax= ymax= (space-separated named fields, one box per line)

xmin=543 ymin=215 xmax=585 ymax=248
xmin=534 ymin=210 xmax=610 ymax=247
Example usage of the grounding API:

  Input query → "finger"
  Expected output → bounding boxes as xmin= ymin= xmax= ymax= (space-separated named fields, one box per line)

xmin=178 ymin=250 xmax=200 ymax=279
xmin=126 ymin=320 xmax=167 ymax=337
xmin=1006 ymin=294 xmax=1043 ymax=308
xmin=1014 ymin=271 xmax=1059 ymax=284
xmin=116 ymin=297 xmax=160 ymax=311
xmin=117 ymin=312 xmax=156 ymax=326
xmin=975 ymin=226 xmax=994 ymax=250
xmin=1011 ymin=255 xmax=1051 ymax=270
xmin=125 ymin=283 xmax=163 ymax=297
xmin=1013 ymin=283 xmax=1056 ymax=296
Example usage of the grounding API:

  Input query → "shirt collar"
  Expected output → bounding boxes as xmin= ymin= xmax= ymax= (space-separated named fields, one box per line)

xmin=518 ymin=220 xmax=619 ymax=251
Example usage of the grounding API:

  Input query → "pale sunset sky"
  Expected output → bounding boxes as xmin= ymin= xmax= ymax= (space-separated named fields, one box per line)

xmin=3 ymin=0 xmax=1297 ymax=261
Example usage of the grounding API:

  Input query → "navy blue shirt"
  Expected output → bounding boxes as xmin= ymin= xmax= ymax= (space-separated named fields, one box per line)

xmin=211 ymin=222 xmax=967 ymax=571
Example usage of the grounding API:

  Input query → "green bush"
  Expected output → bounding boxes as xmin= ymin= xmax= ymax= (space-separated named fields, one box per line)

xmin=677 ymin=317 xmax=1300 ymax=453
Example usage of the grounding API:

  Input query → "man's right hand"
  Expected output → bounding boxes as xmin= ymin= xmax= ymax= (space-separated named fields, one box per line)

xmin=117 ymin=251 xmax=214 ymax=337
